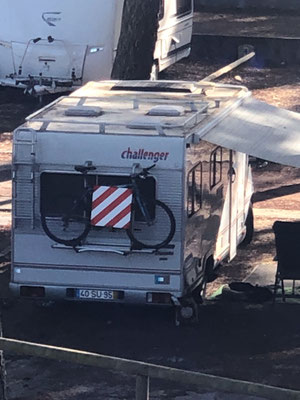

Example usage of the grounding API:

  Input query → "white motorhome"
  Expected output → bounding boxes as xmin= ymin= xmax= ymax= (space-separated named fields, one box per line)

xmin=0 ymin=0 xmax=193 ymax=94
xmin=10 ymin=79 xmax=254 ymax=320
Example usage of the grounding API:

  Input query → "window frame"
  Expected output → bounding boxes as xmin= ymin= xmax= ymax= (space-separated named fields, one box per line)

xmin=175 ymin=0 xmax=193 ymax=18
xmin=187 ymin=162 xmax=203 ymax=218
xmin=40 ymin=172 xmax=156 ymax=221
xmin=210 ymin=146 xmax=222 ymax=189
xmin=158 ymin=0 xmax=165 ymax=20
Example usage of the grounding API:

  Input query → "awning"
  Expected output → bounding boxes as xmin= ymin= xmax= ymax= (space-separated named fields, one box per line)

xmin=200 ymin=97 xmax=300 ymax=168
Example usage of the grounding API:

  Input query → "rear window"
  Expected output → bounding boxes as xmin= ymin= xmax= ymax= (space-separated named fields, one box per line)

xmin=176 ymin=0 xmax=192 ymax=17
xmin=159 ymin=0 xmax=164 ymax=20
xmin=40 ymin=173 xmax=156 ymax=221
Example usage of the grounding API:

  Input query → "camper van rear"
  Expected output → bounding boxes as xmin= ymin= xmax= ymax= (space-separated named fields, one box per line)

xmin=10 ymin=80 xmax=253 ymax=318
xmin=0 ymin=0 xmax=193 ymax=93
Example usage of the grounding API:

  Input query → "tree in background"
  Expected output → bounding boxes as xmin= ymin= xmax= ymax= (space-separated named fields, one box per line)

xmin=112 ymin=0 xmax=160 ymax=80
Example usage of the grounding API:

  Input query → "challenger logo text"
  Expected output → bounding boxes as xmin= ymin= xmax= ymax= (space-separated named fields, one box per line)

xmin=121 ymin=147 xmax=169 ymax=163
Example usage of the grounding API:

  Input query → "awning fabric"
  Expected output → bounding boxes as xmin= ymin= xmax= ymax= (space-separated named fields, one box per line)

xmin=200 ymin=97 xmax=300 ymax=168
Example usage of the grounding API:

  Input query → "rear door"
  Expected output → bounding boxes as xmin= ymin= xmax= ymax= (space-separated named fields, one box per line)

xmin=228 ymin=151 xmax=247 ymax=260
xmin=12 ymin=41 xmax=86 ymax=80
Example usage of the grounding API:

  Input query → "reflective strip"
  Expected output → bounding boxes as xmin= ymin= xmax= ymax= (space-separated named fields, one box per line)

xmin=91 ymin=186 xmax=133 ymax=229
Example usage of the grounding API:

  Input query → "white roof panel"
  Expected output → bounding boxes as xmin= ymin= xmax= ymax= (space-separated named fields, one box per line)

xmin=25 ymin=80 xmax=247 ymax=137
xmin=200 ymin=97 xmax=300 ymax=168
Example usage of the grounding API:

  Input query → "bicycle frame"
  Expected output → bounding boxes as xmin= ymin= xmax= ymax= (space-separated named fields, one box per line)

xmin=130 ymin=175 xmax=154 ymax=227
xmin=79 ymin=163 xmax=155 ymax=230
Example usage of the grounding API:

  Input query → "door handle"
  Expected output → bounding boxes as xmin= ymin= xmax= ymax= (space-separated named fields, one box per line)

xmin=171 ymin=36 xmax=180 ymax=45
xmin=228 ymin=167 xmax=236 ymax=183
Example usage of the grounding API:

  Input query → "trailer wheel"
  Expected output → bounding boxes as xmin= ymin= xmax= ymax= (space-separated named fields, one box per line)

xmin=204 ymin=256 xmax=216 ymax=283
xmin=240 ymin=204 xmax=254 ymax=247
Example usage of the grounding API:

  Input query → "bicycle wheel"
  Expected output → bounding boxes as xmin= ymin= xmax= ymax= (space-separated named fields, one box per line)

xmin=127 ymin=199 xmax=176 ymax=250
xmin=41 ymin=195 xmax=91 ymax=246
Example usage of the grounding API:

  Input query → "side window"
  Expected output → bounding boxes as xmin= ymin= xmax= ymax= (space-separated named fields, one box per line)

xmin=210 ymin=147 xmax=222 ymax=189
xmin=159 ymin=0 xmax=164 ymax=20
xmin=187 ymin=162 xmax=202 ymax=217
xmin=176 ymin=0 xmax=192 ymax=17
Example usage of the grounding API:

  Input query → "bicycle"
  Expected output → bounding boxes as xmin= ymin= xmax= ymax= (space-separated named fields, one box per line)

xmin=41 ymin=163 xmax=176 ymax=250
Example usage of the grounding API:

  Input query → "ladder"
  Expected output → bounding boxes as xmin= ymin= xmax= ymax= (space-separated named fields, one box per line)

xmin=12 ymin=129 xmax=37 ymax=229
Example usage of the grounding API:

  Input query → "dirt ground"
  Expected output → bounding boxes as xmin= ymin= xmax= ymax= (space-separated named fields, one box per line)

xmin=1 ymin=61 xmax=300 ymax=399
xmin=193 ymin=10 xmax=300 ymax=38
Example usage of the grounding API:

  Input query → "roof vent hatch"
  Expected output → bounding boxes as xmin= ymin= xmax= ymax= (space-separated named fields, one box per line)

xmin=64 ymin=106 xmax=102 ymax=117
xmin=147 ymin=105 xmax=185 ymax=117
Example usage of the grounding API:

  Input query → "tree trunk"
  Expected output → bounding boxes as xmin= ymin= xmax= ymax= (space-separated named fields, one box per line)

xmin=112 ymin=0 xmax=160 ymax=80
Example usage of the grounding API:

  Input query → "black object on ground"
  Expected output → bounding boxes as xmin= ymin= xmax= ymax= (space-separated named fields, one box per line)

xmin=222 ymin=282 xmax=273 ymax=303
xmin=273 ymin=220 xmax=300 ymax=302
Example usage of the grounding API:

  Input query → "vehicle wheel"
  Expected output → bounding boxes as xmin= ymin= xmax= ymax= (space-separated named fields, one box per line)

xmin=41 ymin=196 xmax=91 ymax=246
xmin=127 ymin=200 xmax=176 ymax=250
xmin=204 ymin=256 xmax=217 ymax=283
xmin=150 ymin=63 xmax=159 ymax=80
xmin=240 ymin=204 xmax=254 ymax=247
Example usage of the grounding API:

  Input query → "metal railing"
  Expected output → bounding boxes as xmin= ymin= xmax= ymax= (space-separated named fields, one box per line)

xmin=25 ymin=97 xmax=209 ymax=136
xmin=0 ymin=337 xmax=300 ymax=400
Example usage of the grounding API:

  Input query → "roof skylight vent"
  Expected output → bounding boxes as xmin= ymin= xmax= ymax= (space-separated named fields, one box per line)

xmin=147 ymin=105 xmax=185 ymax=117
xmin=64 ymin=106 xmax=102 ymax=117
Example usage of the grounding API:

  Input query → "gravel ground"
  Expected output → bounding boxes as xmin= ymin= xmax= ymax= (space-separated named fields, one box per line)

xmin=193 ymin=10 xmax=300 ymax=38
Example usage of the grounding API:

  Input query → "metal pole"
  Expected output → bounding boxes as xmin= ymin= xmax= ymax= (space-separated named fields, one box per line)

xmin=136 ymin=375 xmax=149 ymax=400
xmin=200 ymin=51 xmax=255 ymax=82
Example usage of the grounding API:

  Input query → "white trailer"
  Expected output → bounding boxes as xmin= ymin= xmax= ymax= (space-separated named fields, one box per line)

xmin=152 ymin=0 xmax=194 ymax=79
xmin=0 ymin=0 xmax=193 ymax=94
xmin=10 ymin=79 xmax=254 ymax=320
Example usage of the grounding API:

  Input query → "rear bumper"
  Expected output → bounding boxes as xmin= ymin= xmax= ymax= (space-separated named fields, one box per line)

xmin=10 ymin=282 xmax=181 ymax=306
xmin=0 ymin=77 xmax=80 ymax=95
xmin=159 ymin=46 xmax=191 ymax=72
xmin=10 ymin=263 xmax=182 ymax=304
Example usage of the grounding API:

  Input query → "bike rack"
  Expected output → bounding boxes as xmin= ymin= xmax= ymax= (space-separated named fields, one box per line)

xmin=51 ymin=243 xmax=174 ymax=256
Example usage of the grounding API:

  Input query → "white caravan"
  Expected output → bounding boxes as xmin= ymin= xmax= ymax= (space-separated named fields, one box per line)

xmin=10 ymin=79 xmax=254 ymax=320
xmin=0 ymin=0 xmax=193 ymax=94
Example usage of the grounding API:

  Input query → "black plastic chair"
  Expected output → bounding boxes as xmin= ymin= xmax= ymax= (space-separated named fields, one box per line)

xmin=273 ymin=221 xmax=300 ymax=302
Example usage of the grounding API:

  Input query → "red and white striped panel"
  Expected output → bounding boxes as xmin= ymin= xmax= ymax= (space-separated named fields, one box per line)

xmin=91 ymin=186 xmax=133 ymax=229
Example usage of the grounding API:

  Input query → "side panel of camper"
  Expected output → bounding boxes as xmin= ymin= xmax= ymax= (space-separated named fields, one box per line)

xmin=183 ymin=140 xmax=230 ymax=293
xmin=183 ymin=140 xmax=252 ymax=295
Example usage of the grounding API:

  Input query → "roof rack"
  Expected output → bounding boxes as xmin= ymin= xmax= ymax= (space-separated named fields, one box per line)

xmin=26 ymin=95 xmax=210 ymax=136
